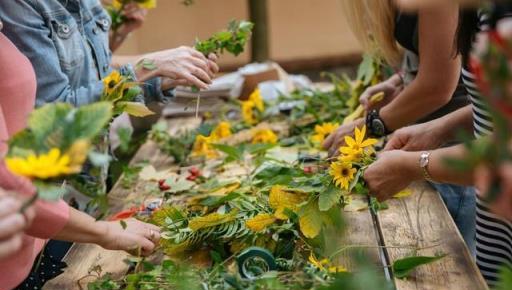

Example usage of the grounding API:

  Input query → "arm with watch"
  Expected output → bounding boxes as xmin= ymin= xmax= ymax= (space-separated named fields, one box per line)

xmin=324 ymin=3 xmax=462 ymax=156
xmin=363 ymin=105 xmax=477 ymax=201
xmin=363 ymin=144 xmax=475 ymax=202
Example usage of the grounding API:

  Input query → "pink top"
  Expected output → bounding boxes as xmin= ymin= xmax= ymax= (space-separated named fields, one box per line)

xmin=0 ymin=33 xmax=70 ymax=290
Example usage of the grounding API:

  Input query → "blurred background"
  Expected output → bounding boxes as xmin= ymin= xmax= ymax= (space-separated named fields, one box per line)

xmin=116 ymin=0 xmax=362 ymax=77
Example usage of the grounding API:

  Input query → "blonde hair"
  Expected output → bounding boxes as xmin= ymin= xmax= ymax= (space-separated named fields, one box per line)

xmin=340 ymin=0 xmax=402 ymax=66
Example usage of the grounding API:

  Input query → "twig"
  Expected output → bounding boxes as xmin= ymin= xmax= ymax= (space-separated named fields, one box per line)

xmin=328 ymin=242 xmax=444 ymax=261
xmin=195 ymin=95 xmax=201 ymax=119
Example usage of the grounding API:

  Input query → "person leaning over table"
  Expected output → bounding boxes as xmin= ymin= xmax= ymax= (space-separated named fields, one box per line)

xmin=0 ymin=0 xmax=219 ymax=109
xmin=0 ymin=28 xmax=161 ymax=290
xmin=0 ymin=0 xmax=218 ymax=272
xmin=362 ymin=3 xmax=512 ymax=286
xmin=324 ymin=0 xmax=476 ymax=253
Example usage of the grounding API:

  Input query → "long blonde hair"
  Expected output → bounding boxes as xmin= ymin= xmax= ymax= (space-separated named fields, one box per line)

xmin=340 ymin=0 xmax=402 ymax=66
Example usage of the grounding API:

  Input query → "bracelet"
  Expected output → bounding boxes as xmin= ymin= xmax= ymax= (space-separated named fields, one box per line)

xmin=419 ymin=151 xmax=436 ymax=183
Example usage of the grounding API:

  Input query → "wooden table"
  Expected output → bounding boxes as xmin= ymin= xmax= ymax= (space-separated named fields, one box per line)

xmin=44 ymin=116 xmax=488 ymax=290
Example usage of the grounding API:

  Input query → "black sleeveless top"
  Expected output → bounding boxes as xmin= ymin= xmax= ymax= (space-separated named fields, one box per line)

xmin=395 ymin=12 xmax=419 ymax=54
xmin=393 ymin=11 xmax=470 ymax=123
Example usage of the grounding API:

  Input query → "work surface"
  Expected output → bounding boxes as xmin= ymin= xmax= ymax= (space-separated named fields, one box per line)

xmin=44 ymin=116 xmax=488 ymax=290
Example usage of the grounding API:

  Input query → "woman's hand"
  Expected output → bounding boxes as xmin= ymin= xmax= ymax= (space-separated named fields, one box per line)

xmin=364 ymin=150 xmax=422 ymax=201
xmin=0 ymin=190 xmax=35 ymax=259
xmin=109 ymin=3 xmax=148 ymax=52
xmin=136 ymin=47 xmax=219 ymax=90
xmin=359 ymin=74 xmax=403 ymax=111
xmin=384 ymin=120 xmax=446 ymax=151
xmin=323 ymin=118 xmax=365 ymax=158
xmin=118 ymin=3 xmax=148 ymax=36
xmin=98 ymin=218 xmax=161 ymax=257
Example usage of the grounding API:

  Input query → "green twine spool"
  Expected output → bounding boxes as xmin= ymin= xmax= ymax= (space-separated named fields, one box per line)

xmin=236 ymin=247 xmax=277 ymax=280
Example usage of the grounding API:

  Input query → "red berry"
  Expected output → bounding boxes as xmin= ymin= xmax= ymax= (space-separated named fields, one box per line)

xmin=187 ymin=175 xmax=197 ymax=181
xmin=158 ymin=179 xmax=166 ymax=186
xmin=159 ymin=184 xmax=171 ymax=191
xmin=189 ymin=167 xmax=201 ymax=176
xmin=304 ymin=166 xmax=313 ymax=174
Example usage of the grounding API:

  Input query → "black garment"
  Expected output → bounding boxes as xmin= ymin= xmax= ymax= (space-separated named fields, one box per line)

xmin=394 ymin=11 xmax=470 ymax=124
xmin=395 ymin=12 xmax=419 ymax=53
xmin=14 ymin=241 xmax=72 ymax=290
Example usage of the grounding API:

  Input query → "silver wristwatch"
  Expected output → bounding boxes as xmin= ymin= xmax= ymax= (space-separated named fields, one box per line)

xmin=419 ymin=151 xmax=435 ymax=183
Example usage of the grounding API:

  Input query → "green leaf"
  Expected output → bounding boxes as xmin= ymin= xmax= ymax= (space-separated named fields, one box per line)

xmin=357 ymin=53 xmax=377 ymax=85
xmin=392 ymin=254 xmax=446 ymax=279
xmin=117 ymin=127 xmax=133 ymax=153
xmin=164 ymin=176 xmax=195 ymax=194
xmin=34 ymin=182 xmax=66 ymax=201
xmin=246 ymin=143 xmax=275 ymax=155
xmin=88 ymin=151 xmax=112 ymax=167
xmin=298 ymin=199 xmax=323 ymax=239
xmin=72 ymin=102 xmax=112 ymax=142
xmin=211 ymin=144 xmax=243 ymax=162
xmin=137 ymin=58 xmax=158 ymax=71
xmin=318 ymin=183 xmax=342 ymax=211
xmin=117 ymin=102 xmax=155 ymax=117
xmin=496 ymin=266 xmax=512 ymax=290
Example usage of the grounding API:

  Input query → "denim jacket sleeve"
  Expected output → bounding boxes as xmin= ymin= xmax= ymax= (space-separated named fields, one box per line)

xmin=0 ymin=1 xmax=103 ymax=107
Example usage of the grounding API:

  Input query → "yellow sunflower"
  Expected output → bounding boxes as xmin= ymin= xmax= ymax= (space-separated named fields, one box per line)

xmin=102 ymin=70 xmax=122 ymax=95
xmin=191 ymin=135 xmax=218 ymax=159
xmin=269 ymin=185 xmax=307 ymax=220
xmin=137 ymin=0 xmax=157 ymax=9
xmin=111 ymin=0 xmax=123 ymax=9
xmin=248 ymin=89 xmax=264 ymax=112
xmin=311 ymin=122 xmax=339 ymax=144
xmin=6 ymin=148 xmax=76 ymax=180
xmin=343 ymin=125 xmax=377 ymax=153
xmin=252 ymin=129 xmax=278 ymax=144
xmin=241 ymin=101 xmax=257 ymax=125
xmin=329 ymin=161 xmax=357 ymax=190
xmin=65 ymin=140 xmax=91 ymax=173
xmin=309 ymin=253 xmax=347 ymax=273
xmin=339 ymin=147 xmax=364 ymax=163
xmin=245 ymin=213 xmax=276 ymax=232
xmin=210 ymin=121 xmax=232 ymax=140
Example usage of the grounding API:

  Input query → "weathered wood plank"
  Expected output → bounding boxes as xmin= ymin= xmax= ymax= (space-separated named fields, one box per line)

xmin=378 ymin=182 xmax=488 ymax=290
xmin=44 ymin=117 xmax=200 ymax=290
xmin=329 ymin=195 xmax=381 ymax=270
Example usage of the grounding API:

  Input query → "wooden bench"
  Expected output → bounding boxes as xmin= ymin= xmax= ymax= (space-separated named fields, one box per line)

xmin=44 ymin=116 xmax=488 ymax=290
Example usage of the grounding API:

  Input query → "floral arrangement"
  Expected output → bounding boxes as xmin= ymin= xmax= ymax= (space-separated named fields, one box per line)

xmin=90 ymin=52 xmax=446 ymax=289
xmin=194 ymin=20 xmax=254 ymax=57
xmin=6 ymin=102 xmax=112 ymax=202
xmin=101 ymin=70 xmax=154 ymax=117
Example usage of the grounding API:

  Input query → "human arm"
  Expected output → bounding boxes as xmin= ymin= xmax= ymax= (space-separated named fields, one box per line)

xmin=384 ymin=105 xmax=474 ymax=151
xmin=324 ymin=3 xmax=461 ymax=156
xmin=115 ymin=48 xmax=220 ymax=90
xmin=379 ymin=3 xmax=462 ymax=130
xmin=109 ymin=3 xmax=148 ymax=52
xmin=364 ymin=144 xmax=474 ymax=201
xmin=53 ymin=208 xmax=160 ymax=257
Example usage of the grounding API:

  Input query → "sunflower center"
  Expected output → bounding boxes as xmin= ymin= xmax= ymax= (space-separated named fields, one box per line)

xmin=108 ymin=80 xmax=117 ymax=89
xmin=341 ymin=168 xmax=350 ymax=177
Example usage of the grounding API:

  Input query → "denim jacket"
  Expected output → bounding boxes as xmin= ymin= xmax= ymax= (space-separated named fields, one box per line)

xmin=0 ymin=0 xmax=164 ymax=107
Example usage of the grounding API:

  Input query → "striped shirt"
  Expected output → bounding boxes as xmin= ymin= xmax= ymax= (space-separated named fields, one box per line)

xmin=462 ymin=11 xmax=512 ymax=287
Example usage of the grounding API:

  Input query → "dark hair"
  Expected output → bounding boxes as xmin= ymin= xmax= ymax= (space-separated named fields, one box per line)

xmin=455 ymin=8 xmax=480 ymax=63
